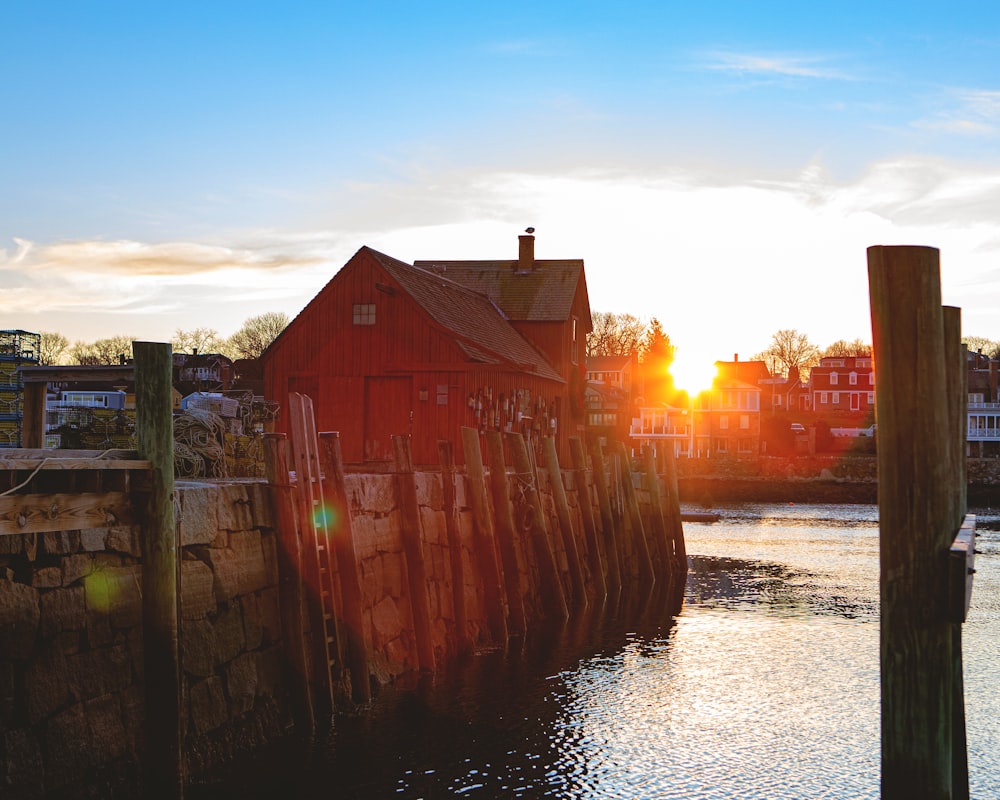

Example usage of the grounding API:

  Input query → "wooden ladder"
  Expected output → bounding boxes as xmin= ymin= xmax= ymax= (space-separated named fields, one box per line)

xmin=287 ymin=392 xmax=341 ymax=715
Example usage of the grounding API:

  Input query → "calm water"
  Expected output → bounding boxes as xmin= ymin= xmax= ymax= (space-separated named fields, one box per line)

xmin=200 ymin=503 xmax=1000 ymax=799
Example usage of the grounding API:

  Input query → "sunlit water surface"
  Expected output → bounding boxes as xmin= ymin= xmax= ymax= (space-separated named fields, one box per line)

xmin=197 ymin=503 xmax=1000 ymax=799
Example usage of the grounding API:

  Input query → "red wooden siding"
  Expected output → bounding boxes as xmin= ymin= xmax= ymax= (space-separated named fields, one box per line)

xmin=263 ymin=248 xmax=579 ymax=465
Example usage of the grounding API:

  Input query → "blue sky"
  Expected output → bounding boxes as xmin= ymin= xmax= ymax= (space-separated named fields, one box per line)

xmin=3 ymin=1 xmax=1000 ymax=372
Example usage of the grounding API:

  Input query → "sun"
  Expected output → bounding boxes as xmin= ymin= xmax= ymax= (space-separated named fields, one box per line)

xmin=669 ymin=355 xmax=717 ymax=396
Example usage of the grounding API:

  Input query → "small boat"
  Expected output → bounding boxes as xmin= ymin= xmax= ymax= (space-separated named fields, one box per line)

xmin=680 ymin=511 xmax=721 ymax=523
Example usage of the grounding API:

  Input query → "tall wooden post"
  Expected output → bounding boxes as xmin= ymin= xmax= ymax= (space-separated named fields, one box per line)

xmin=614 ymin=442 xmax=655 ymax=586
xmin=459 ymin=427 xmax=509 ymax=643
xmin=569 ymin=437 xmax=607 ymax=601
xmin=588 ymin=439 xmax=622 ymax=591
xmin=21 ymin=381 xmax=46 ymax=449
xmin=506 ymin=431 xmax=569 ymax=620
xmin=942 ymin=306 xmax=969 ymax=800
xmin=134 ymin=341 xmax=182 ymax=800
xmin=484 ymin=431 xmax=526 ymax=636
xmin=438 ymin=440 xmax=471 ymax=653
xmin=392 ymin=436 xmax=436 ymax=671
xmin=868 ymin=245 xmax=955 ymax=799
xmin=542 ymin=436 xmax=587 ymax=611
xmin=643 ymin=446 xmax=673 ymax=594
xmin=263 ymin=433 xmax=315 ymax=733
xmin=318 ymin=432 xmax=372 ymax=704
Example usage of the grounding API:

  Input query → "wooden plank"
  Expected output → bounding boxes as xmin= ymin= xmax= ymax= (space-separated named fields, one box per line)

xmin=133 ymin=341 xmax=182 ymax=800
xmin=948 ymin=515 xmax=976 ymax=624
xmin=0 ymin=491 xmax=134 ymax=536
xmin=19 ymin=364 xmax=135 ymax=383
xmin=0 ymin=458 xmax=152 ymax=471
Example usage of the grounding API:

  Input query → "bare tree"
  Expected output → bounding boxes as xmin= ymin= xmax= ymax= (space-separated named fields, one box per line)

xmin=38 ymin=331 xmax=70 ymax=365
xmin=227 ymin=312 xmax=289 ymax=359
xmin=68 ymin=335 xmax=137 ymax=365
xmin=963 ymin=335 xmax=1000 ymax=359
xmin=586 ymin=311 xmax=648 ymax=357
xmin=173 ymin=327 xmax=224 ymax=354
xmin=824 ymin=339 xmax=872 ymax=358
xmin=753 ymin=329 xmax=820 ymax=379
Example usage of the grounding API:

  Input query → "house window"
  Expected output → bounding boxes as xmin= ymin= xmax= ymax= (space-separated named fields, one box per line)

xmin=849 ymin=372 xmax=858 ymax=385
xmin=833 ymin=392 xmax=840 ymax=404
xmin=851 ymin=393 xmax=860 ymax=411
xmin=819 ymin=391 xmax=828 ymax=404
xmin=970 ymin=392 xmax=984 ymax=405
xmin=719 ymin=415 xmax=729 ymax=430
xmin=739 ymin=414 xmax=750 ymax=429
xmin=830 ymin=372 xmax=839 ymax=385
xmin=353 ymin=303 xmax=376 ymax=325
xmin=867 ymin=392 xmax=874 ymax=404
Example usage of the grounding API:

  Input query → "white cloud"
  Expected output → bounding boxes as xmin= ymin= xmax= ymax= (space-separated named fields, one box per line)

xmin=6 ymin=158 xmax=1000 ymax=366
xmin=703 ymin=51 xmax=852 ymax=80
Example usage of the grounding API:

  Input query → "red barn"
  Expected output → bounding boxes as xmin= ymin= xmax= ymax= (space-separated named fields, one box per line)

xmin=262 ymin=234 xmax=592 ymax=465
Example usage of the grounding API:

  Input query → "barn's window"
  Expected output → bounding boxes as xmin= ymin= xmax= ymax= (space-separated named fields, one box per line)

xmin=353 ymin=303 xmax=376 ymax=325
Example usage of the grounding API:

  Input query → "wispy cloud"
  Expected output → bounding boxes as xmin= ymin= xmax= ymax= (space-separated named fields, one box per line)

xmin=703 ymin=50 xmax=852 ymax=80
xmin=913 ymin=87 xmax=1000 ymax=137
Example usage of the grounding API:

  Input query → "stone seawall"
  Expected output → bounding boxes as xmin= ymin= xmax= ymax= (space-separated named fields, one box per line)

xmin=676 ymin=456 xmax=1000 ymax=507
xmin=1 ymin=459 xmax=672 ymax=797
xmin=0 ymin=481 xmax=286 ymax=798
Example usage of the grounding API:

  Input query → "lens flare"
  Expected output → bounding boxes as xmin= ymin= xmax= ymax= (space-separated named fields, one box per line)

xmin=313 ymin=503 xmax=341 ymax=532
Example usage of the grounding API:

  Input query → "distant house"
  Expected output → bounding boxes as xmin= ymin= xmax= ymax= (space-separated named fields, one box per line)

xmin=585 ymin=353 xmax=637 ymax=443
xmin=703 ymin=378 xmax=762 ymax=457
xmin=262 ymin=234 xmax=592 ymax=465
xmin=176 ymin=352 xmax=234 ymax=394
xmin=629 ymin=376 xmax=761 ymax=459
xmin=968 ymin=349 xmax=1000 ymax=457
xmin=810 ymin=356 xmax=875 ymax=417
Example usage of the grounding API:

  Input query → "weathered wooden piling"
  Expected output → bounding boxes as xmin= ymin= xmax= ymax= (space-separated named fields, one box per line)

xmin=439 ymin=440 xmax=472 ymax=653
xmin=392 ymin=435 xmax=437 ymax=671
xmin=134 ymin=341 xmax=183 ymax=800
xmin=942 ymin=306 xmax=969 ymax=800
xmin=460 ymin=427 xmax=510 ymax=643
xmin=263 ymin=433 xmax=316 ymax=733
xmin=543 ymin=436 xmax=587 ymax=610
xmin=569 ymin=436 xmax=607 ymax=601
xmin=642 ymin=446 xmax=673 ymax=592
xmin=588 ymin=438 xmax=622 ymax=591
xmin=484 ymin=431 xmax=527 ymax=636
xmin=506 ymin=431 xmax=569 ymax=620
xmin=614 ymin=442 xmax=655 ymax=586
xmin=318 ymin=432 xmax=372 ymax=704
xmin=868 ymin=245 xmax=963 ymax=800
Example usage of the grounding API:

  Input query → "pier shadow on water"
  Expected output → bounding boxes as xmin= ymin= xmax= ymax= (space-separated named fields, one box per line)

xmin=188 ymin=585 xmax=682 ymax=799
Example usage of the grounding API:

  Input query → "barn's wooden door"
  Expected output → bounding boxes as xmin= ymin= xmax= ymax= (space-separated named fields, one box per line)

xmin=363 ymin=376 xmax=412 ymax=462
